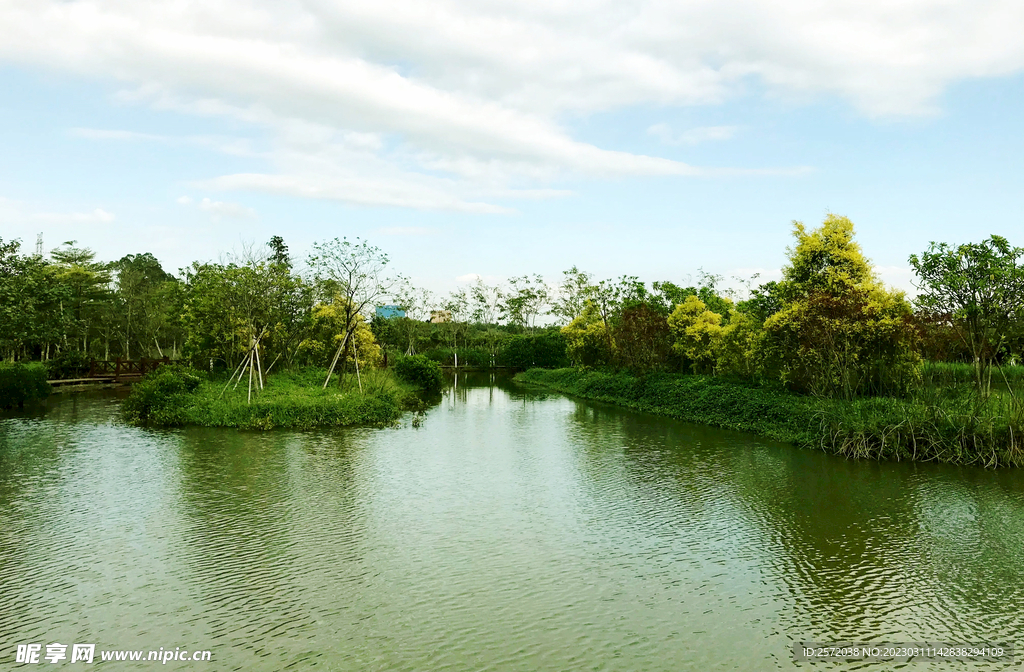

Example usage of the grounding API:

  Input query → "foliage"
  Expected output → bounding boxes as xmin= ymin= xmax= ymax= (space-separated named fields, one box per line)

xmin=0 ymin=362 xmax=51 ymax=409
xmin=550 ymin=266 xmax=593 ymax=323
xmin=501 ymin=274 xmax=549 ymax=331
xmin=121 ymin=365 xmax=204 ymax=425
xmin=422 ymin=347 xmax=493 ymax=368
xmin=909 ymin=235 xmax=1024 ymax=395
xmin=124 ymin=367 xmax=412 ymax=429
xmin=393 ymin=354 xmax=445 ymax=392
xmin=756 ymin=215 xmax=920 ymax=398
xmin=498 ymin=331 xmax=569 ymax=369
xmin=613 ymin=303 xmax=672 ymax=372
xmin=668 ymin=295 xmax=728 ymax=374
xmin=717 ymin=310 xmax=758 ymax=378
xmin=298 ymin=300 xmax=382 ymax=369
xmin=562 ymin=302 xmax=613 ymax=367
xmin=919 ymin=360 xmax=1024 ymax=388
xmin=45 ymin=350 xmax=92 ymax=380
xmin=308 ymin=237 xmax=402 ymax=382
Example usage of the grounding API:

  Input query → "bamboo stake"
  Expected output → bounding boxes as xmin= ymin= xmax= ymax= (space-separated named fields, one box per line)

xmin=254 ymin=341 xmax=264 ymax=390
xmin=323 ymin=330 xmax=351 ymax=388
xmin=248 ymin=348 xmax=254 ymax=404
xmin=353 ymin=338 xmax=363 ymax=394
xmin=220 ymin=354 xmax=248 ymax=399
xmin=264 ymin=352 xmax=282 ymax=377
xmin=234 ymin=348 xmax=252 ymax=390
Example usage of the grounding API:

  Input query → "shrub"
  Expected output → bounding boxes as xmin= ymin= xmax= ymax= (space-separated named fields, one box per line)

xmin=122 ymin=365 xmax=204 ymax=426
xmin=499 ymin=331 xmax=569 ymax=369
xmin=45 ymin=350 xmax=92 ymax=380
xmin=393 ymin=354 xmax=445 ymax=392
xmin=0 ymin=363 xmax=51 ymax=409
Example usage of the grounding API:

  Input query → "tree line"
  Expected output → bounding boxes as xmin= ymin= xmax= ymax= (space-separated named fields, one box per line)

xmin=2 ymin=214 xmax=1022 ymax=399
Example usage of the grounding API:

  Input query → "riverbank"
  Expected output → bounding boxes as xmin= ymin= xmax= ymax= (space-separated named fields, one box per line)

xmin=123 ymin=366 xmax=420 ymax=430
xmin=517 ymin=368 xmax=1024 ymax=468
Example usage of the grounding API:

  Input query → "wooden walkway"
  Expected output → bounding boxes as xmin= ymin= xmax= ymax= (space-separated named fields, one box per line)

xmin=48 ymin=376 xmax=143 ymax=387
xmin=47 ymin=357 xmax=171 ymax=387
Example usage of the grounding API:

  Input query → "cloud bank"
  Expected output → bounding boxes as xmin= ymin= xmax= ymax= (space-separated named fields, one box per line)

xmin=3 ymin=0 xmax=1022 ymax=211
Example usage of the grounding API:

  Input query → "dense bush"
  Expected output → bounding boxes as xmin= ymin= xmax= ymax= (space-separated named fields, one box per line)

xmin=45 ymin=350 xmax=92 ymax=380
xmin=122 ymin=365 xmax=204 ymax=426
xmin=0 ymin=362 xmax=51 ymax=409
xmin=393 ymin=354 xmax=445 ymax=392
xmin=498 ymin=331 xmax=569 ymax=369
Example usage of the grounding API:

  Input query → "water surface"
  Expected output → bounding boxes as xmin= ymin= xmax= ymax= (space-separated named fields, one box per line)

xmin=2 ymin=375 xmax=1023 ymax=670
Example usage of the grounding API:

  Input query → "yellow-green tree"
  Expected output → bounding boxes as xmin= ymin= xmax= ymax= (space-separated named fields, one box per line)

xmin=562 ymin=301 xmax=612 ymax=367
xmin=756 ymin=214 xmax=919 ymax=398
xmin=299 ymin=299 xmax=382 ymax=369
xmin=668 ymin=295 xmax=728 ymax=374
xmin=717 ymin=310 xmax=758 ymax=377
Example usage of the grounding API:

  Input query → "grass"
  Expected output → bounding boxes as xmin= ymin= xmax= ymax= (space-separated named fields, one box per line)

xmin=124 ymin=366 xmax=420 ymax=430
xmin=919 ymin=360 xmax=1024 ymax=389
xmin=518 ymin=368 xmax=1024 ymax=468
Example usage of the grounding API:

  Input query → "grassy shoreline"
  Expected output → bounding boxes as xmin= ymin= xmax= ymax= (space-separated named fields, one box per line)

xmin=123 ymin=366 xmax=422 ymax=430
xmin=517 ymin=368 xmax=1024 ymax=468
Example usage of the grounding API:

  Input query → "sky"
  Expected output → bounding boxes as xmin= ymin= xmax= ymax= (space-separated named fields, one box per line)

xmin=0 ymin=0 xmax=1022 ymax=299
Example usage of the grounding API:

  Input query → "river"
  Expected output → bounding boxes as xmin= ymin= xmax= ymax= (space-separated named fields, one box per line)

xmin=2 ymin=373 xmax=1023 ymax=670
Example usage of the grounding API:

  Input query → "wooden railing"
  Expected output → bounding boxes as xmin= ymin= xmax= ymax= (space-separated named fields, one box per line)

xmin=88 ymin=357 xmax=171 ymax=379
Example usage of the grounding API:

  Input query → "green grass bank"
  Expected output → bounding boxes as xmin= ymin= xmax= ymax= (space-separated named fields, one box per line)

xmin=517 ymin=368 xmax=1024 ymax=468
xmin=123 ymin=366 xmax=424 ymax=430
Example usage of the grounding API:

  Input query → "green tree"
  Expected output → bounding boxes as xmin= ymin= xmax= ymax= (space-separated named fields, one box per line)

xmin=50 ymin=241 xmax=112 ymax=354
xmin=562 ymin=301 xmax=612 ymax=367
xmin=909 ymin=235 xmax=1024 ymax=395
xmin=0 ymin=238 xmax=70 ymax=360
xmin=668 ymin=295 xmax=726 ymax=374
xmin=613 ymin=303 xmax=672 ymax=372
xmin=758 ymin=215 xmax=920 ymax=398
xmin=501 ymin=274 xmax=549 ymax=332
xmin=111 ymin=253 xmax=174 ymax=359
xmin=550 ymin=266 xmax=593 ymax=324
xmin=308 ymin=237 xmax=401 ymax=386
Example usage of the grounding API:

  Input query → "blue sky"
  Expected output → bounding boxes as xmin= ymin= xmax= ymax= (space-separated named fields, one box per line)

xmin=1 ymin=0 xmax=1022 ymax=299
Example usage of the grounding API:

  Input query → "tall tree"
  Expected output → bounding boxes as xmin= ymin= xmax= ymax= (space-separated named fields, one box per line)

xmin=308 ymin=237 xmax=401 ymax=386
xmin=50 ymin=241 xmax=112 ymax=354
xmin=758 ymin=215 xmax=920 ymax=398
xmin=910 ymin=235 xmax=1024 ymax=395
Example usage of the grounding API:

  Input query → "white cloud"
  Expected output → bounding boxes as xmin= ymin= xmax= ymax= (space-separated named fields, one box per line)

xmin=71 ymin=127 xmax=262 ymax=158
xmin=176 ymin=195 xmax=193 ymax=205
xmin=4 ymin=1 xmax=1022 ymax=210
xmin=197 ymin=198 xmax=256 ymax=220
xmin=195 ymin=173 xmax=515 ymax=214
xmin=876 ymin=265 xmax=917 ymax=294
xmin=456 ymin=273 xmax=481 ymax=282
xmin=649 ymin=123 xmax=741 ymax=145
xmin=31 ymin=208 xmax=115 ymax=223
